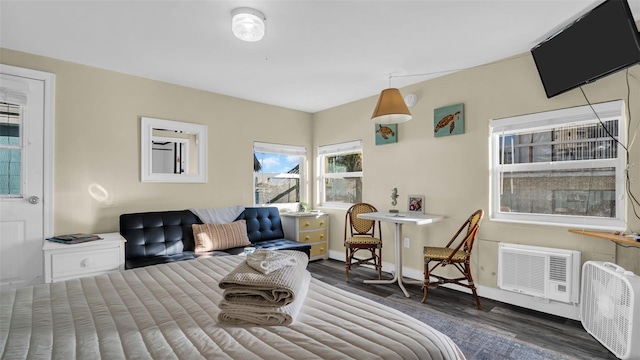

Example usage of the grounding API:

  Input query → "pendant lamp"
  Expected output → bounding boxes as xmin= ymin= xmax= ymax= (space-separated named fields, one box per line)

xmin=371 ymin=88 xmax=412 ymax=124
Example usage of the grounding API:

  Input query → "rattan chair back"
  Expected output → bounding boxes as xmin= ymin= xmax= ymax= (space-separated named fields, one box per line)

xmin=346 ymin=203 xmax=378 ymax=237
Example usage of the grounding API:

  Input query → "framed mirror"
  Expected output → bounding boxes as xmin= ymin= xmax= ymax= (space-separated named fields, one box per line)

xmin=141 ymin=117 xmax=207 ymax=183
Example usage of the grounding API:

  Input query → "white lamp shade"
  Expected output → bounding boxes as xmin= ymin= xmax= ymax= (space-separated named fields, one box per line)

xmin=371 ymin=88 xmax=412 ymax=124
xmin=231 ymin=7 xmax=265 ymax=42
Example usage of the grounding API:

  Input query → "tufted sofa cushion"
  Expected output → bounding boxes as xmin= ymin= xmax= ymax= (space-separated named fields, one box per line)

xmin=120 ymin=210 xmax=202 ymax=269
xmin=235 ymin=207 xmax=285 ymax=243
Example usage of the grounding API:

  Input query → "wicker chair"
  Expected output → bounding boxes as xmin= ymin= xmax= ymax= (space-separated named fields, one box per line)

xmin=422 ymin=209 xmax=484 ymax=309
xmin=344 ymin=203 xmax=382 ymax=282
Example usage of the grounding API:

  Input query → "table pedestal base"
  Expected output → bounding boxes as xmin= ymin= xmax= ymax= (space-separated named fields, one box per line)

xmin=363 ymin=222 xmax=424 ymax=298
xmin=364 ymin=277 xmax=423 ymax=298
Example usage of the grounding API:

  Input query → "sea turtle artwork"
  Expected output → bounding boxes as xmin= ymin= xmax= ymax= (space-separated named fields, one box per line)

xmin=435 ymin=111 xmax=461 ymax=134
xmin=434 ymin=103 xmax=465 ymax=137
xmin=376 ymin=124 xmax=395 ymax=139
xmin=375 ymin=123 xmax=398 ymax=145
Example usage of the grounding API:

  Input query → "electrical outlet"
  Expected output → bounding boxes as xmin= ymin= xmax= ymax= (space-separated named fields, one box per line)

xmin=403 ymin=237 xmax=410 ymax=248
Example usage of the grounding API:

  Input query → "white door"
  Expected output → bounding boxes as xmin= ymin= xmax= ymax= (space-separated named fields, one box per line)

xmin=0 ymin=66 xmax=54 ymax=289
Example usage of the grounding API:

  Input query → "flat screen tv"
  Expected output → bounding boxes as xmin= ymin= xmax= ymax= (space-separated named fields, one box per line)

xmin=531 ymin=0 xmax=640 ymax=98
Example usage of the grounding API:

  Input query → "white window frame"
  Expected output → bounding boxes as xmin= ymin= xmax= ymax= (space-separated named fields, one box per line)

xmin=0 ymin=102 xmax=23 ymax=198
xmin=489 ymin=100 xmax=626 ymax=230
xmin=318 ymin=140 xmax=363 ymax=209
xmin=253 ymin=141 xmax=306 ymax=209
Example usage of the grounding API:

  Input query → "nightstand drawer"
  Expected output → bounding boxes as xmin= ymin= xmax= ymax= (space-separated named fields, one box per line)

xmin=310 ymin=243 xmax=327 ymax=258
xmin=281 ymin=213 xmax=329 ymax=261
xmin=298 ymin=217 xmax=327 ymax=230
xmin=43 ymin=232 xmax=125 ymax=283
xmin=300 ymin=230 xmax=326 ymax=244
xmin=51 ymin=247 xmax=121 ymax=278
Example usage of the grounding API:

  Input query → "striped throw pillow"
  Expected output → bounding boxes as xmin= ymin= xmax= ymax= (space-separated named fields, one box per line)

xmin=192 ymin=220 xmax=250 ymax=252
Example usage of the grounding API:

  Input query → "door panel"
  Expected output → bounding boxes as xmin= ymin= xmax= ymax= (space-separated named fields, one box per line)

xmin=0 ymin=72 xmax=46 ymax=289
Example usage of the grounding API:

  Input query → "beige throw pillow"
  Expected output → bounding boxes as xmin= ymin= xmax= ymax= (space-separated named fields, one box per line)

xmin=192 ymin=220 xmax=250 ymax=252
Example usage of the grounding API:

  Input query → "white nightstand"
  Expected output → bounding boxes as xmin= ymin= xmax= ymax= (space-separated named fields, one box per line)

xmin=43 ymin=232 xmax=125 ymax=283
xmin=282 ymin=212 xmax=329 ymax=261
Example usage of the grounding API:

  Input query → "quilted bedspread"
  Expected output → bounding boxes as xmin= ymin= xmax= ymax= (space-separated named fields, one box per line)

xmin=0 ymin=256 xmax=465 ymax=360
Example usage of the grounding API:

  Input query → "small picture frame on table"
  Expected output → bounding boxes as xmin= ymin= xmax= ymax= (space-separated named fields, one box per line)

xmin=408 ymin=195 xmax=424 ymax=213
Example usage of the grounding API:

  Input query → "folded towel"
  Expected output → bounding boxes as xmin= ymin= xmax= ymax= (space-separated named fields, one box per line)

xmin=219 ymin=250 xmax=308 ymax=307
xmin=246 ymin=249 xmax=297 ymax=275
xmin=189 ymin=205 xmax=245 ymax=224
xmin=218 ymin=271 xmax=311 ymax=325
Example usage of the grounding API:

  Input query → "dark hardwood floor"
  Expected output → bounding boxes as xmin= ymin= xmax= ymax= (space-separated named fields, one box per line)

xmin=306 ymin=259 xmax=616 ymax=360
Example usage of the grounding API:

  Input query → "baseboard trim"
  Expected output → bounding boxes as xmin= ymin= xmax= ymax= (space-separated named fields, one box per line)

xmin=328 ymin=250 xmax=581 ymax=321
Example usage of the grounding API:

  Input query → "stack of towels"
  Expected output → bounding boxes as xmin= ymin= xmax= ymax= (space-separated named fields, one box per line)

xmin=218 ymin=249 xmax=311 ymax=325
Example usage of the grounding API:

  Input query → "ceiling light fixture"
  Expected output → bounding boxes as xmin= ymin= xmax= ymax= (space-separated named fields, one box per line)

xmin=371 ymin=85 xmax=412 ymax=124
xmin=231 ymin=7 xmax=266 ymax=42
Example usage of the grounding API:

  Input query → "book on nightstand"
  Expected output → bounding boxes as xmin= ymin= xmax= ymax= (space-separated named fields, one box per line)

xmin=46 ymin=233 xmax=103 ymax=245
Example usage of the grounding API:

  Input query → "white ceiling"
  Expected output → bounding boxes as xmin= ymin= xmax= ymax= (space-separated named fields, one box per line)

xmin=2 ymin=1 xmax=639 ymax=113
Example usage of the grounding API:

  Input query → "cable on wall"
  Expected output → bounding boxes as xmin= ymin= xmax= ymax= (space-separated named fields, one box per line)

xmin=579 ymin=67 xmax=640 ymax=231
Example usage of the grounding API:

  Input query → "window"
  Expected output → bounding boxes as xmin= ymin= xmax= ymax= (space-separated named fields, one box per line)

xmin=318 ymin=140 xmax=363 ymax=207
xmin=253 ymin=142 xmax=306 ymax=206
xmin=490 ymin=100 xmax=626 ymax=229
xmin=0 ymin=102 xmax=22 ymax=197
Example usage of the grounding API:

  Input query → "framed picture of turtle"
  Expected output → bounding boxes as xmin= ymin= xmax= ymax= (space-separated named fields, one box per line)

xmin=434 ymin=103 xmax=464 ymax=137
xmin=375 ymin=123 xmax=397 ymax=145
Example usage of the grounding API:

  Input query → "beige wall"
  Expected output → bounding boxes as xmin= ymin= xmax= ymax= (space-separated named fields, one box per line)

xmin=1 ymin=48 xmax=313 ymax=234
xmin=3 ymin=44 xmax=640 ymax=292
xmin=313 ymin=53 xmax=640 ymax=284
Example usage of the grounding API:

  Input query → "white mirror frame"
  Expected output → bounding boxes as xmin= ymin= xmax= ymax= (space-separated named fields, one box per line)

xmin=141 ymin=117 xmax=208 ymax=183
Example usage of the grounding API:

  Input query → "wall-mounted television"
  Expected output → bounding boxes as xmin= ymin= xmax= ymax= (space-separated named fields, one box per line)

xmin=531 ymin=0 xmax=640 ymax=98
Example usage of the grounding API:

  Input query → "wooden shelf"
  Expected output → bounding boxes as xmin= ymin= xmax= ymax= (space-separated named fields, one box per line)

xmin=568 ymin=229 xmax=640 ymax=247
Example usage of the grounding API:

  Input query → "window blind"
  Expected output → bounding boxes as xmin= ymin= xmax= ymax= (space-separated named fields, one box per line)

xmin=254 ymin=141 xmax=306 ymax=156
xmin=318 ymin=140 xmax=362 ymax=155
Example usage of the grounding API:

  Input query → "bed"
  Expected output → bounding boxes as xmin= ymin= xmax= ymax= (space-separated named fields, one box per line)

xmin=0 ymin=255 xmax=464 ymax=359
